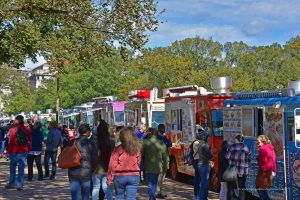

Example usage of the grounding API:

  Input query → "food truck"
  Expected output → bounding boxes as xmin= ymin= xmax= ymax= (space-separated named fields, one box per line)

xmin=165 ymin=77 xmax=232 ymax=190
xmin=92 ymin=96 xmax=126 ymax=127
xmin=124 ymin=88 xmax=165 ymax=129
xmin=223 ymin=81 xmax=300 ymax=200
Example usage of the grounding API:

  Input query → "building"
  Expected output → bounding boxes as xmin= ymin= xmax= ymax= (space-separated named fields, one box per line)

xmin=27 ymin=62 xmax=54 ymax=89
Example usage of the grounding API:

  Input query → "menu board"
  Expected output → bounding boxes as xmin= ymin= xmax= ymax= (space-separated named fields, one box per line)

xmin=242 ymin=108 xmax=254 ymax=137
xmin=223 ymin=108 xmax=242 ymax=141
xmin=263 ymin=107 xmax=284 ymax=158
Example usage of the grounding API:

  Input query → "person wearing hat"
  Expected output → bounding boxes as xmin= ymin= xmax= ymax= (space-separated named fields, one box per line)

xmin=192 ymin=125 xmax=213 ymax=200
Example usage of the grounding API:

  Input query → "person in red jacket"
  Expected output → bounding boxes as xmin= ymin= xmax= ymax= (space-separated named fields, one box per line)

xmin=256 ymin=135 xmax=276 ymax=200
xmin=107 ymin=128 xmax=142 ymax=200
xmin=5 ymin=115 xmax=32 ymax=191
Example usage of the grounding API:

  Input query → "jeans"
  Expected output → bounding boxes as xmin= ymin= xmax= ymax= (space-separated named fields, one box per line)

xmin=8 ymin=153 xmax=27 ymax=189
xmin=145 ymin=173 xmax=159 ymax=200
xmin=92 ymin=175 xmax=113 ymax=200
xmin=27 ymin=154 xmax=43 ymax=180
xmin=219 ymin=182 xmax=227 ymax=200
xmin=257 ymin=189 xmax=271 ymax=200
xmin=44 ymin=150 xmax=57 ymax=178
xmin=227 ymin=176 xmax=246 ymax=200
xmin=114 ymin=175 xmax=140 ymax=200
xmin=70 ymin=179 xmax=91 ymax=200
xmin=193 ymin=161 xmax=210 ymax=200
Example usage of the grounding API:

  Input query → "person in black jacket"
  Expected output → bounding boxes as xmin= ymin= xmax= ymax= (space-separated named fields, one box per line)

xmin=68 ymin=124 xmax=98 ymax=200
xmin=218 ymin=140 xmax=230 ymax=200
xmin=27 ymin=121 xmax=44 ymax=181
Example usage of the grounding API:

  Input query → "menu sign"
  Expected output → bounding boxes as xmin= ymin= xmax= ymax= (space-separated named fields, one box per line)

xmin=264 ymin=107 xmax=284 ymax=158
xmin=223 ymin=108 xmax=242 ymax=141
xmin=242 ymin=108 xmax=254 ymax=137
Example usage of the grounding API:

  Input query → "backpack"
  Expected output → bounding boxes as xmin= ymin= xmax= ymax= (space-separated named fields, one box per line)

xmin=16 ymin=128 xmax=28 ymax=146
xmin=188 ymin=140 xmax=199 ymax=165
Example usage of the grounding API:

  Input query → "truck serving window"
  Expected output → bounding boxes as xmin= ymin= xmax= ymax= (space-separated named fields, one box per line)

xmin=151 ymin=111 xmax=166 ymax=128
xmin=115 ymin=111 xmax=125 ymax=125
xmin=212 ymin=110 xmax=223 ymax=136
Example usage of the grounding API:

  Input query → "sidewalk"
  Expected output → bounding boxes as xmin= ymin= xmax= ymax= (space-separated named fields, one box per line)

xmin=0 ymin=159 xmax=219 ymax=199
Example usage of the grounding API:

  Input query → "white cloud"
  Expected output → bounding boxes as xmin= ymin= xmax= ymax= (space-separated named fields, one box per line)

xmin=148 ymin=22 xmax=255 ymax=47
xmin=149 ymin=0 xmax=300 ymax=46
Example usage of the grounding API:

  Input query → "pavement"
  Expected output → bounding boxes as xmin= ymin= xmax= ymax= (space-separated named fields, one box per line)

xmin=0 ymin=158 xmax=219 ymax=200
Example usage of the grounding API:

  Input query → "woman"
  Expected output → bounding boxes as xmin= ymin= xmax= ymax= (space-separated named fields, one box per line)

xmin=27 ymin=121 xmax=44 ymax=181
xmin=226 ymin=135 xmax=251 ymax=200
xmin=256 ymin=135 xmax=276 ymax=200
xmin=107 ymin=128 xmax=142 ymax=200
xmin=218 ymin=140 xmax=230 ymax=200
xmin=68 ymin=124 xmax=98 ymax=200
xmin=92 ymin=120 xmax=115 ymax=200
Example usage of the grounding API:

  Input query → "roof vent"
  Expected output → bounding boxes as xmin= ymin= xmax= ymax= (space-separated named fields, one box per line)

xmin=210 ymin=76 xmax=232 ymax=94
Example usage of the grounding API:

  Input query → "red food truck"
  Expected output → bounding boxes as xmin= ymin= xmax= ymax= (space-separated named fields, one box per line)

xmin=165 ymin=77 xmax=232 ymax=190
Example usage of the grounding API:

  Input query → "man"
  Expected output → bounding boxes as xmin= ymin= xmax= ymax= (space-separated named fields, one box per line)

xmin=5 ymin=115 xmax=32 ymax=191
xmin=135 ymin=124 xmax=146 ymax=140
xmin=193 ymin=126 xmax=213 ymax=200
xmin=143 ymin=128 xmax=169 ymax=200
xmin=226 ymin=135 xmax=251 ymax=200
xmin=27 ymin=121 xmax=44 ymax=181
xmin=68 ymin=124 xmax=98 ymax=200
xmin=156 ymin=124 xmax=172 ymax=199
xmin=44 ymin=121 xmax=62 ymax=180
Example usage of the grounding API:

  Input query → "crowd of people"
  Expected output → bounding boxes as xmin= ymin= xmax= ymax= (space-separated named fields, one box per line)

xmin=1 ymin=115 xmax=276 ymax=200
xmin=1 ymin=116 xmax=172 ymax=200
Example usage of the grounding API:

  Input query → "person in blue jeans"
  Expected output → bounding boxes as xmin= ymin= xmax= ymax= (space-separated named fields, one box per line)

xmin=143 ymin=128 xmax=168 ymax=200
xmin=107 ymin=128 xmax=142 ymax=200
xmin=5 ymin=115 xmax=32 ymax=191
xmin=92 ymin=120 xmax=114 ymax=200
xmin=68 ymin=124 xmax=98 ymax=200
xmin=192 ymin=126 xmax=213 ymax=200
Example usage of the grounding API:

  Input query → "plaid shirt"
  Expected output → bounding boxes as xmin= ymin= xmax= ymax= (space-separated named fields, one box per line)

xmin=226 ymin=142 xmax=251 ymax=177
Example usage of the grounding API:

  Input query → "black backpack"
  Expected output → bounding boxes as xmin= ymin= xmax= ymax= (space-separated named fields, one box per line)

xmin=16 ymin=128 xmax=28 ymax=146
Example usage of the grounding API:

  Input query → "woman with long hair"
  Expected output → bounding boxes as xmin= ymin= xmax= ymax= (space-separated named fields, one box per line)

xmin=107 ymin=128 xmax=142 ymax=200
xmin=256 ymin=135 xmax=276 ymax=200
xmin=92 ymin=120 xmax=115 ymax=200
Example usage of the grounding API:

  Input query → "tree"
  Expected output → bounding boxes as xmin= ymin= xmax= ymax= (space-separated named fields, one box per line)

xmin=0 ymin=0 xmax=161 ymax=68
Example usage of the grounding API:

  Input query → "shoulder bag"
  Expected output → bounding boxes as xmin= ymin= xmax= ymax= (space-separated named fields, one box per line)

xmin=58 ymin=139 xmax=81 ymax=169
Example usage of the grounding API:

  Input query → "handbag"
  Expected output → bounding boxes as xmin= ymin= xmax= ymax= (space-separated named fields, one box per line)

xmin=222 ymin=165 xmax=238 ymax=182
xmin=58 ymin=139 xmax=81 ymax=169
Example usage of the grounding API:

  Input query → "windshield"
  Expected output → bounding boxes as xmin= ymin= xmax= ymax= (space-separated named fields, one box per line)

xmin=212 ymin=110 xmax=223 ymax=136
xmin=115 ymin=111 xmax=125 ymax=125
xmin=151 ymin=111 xmax=166 ymax=128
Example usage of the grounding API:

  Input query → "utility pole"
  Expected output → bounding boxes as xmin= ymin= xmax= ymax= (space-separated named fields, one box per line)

xmin=56 ymin=71 xmax=60 ymax=124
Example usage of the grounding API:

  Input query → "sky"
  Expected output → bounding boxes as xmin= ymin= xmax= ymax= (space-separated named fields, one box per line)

xmin=25 ymin=0 xmax=300 ymax=68
xmin=147 ymin=0 xmax=300 ymax=47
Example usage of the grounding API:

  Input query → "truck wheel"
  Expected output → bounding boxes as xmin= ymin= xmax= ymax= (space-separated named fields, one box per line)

xmin=170 ymin=158 xmax=180 ymax=181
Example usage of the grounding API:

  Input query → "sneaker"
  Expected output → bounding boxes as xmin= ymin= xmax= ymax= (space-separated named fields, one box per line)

xmin=43 ymin=176 xmax=50 ymax=180
xmin=17 ymin=187 xmax=23 ymax=191
xmin=50 ymin=176 xmax=55 ymax=180
xmin=5 ymin=185 xmax=15 ymax=190
xmin=38 ymin=178 xmax=43 ymax=181
xmin=27 ymin=179 xmax=32 ymax=182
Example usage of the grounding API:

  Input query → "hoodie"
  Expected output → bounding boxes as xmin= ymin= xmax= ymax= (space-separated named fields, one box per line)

xmin=258 ymin=143 xmax=276 ymax=172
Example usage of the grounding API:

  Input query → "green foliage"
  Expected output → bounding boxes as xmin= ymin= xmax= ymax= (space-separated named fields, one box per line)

xmin=4 ymin=35 xmax=300 ymax=114
xmin=0 ymin=0 xmax=161 ymax=68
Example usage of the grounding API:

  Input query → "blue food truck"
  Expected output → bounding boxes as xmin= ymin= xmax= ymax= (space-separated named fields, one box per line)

xmin=223 ymin=89 xmax=300 ymax=200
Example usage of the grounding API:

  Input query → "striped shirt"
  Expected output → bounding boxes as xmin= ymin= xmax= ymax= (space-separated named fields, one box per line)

xmin=226 ymin=142 xmax=251 ymax=177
